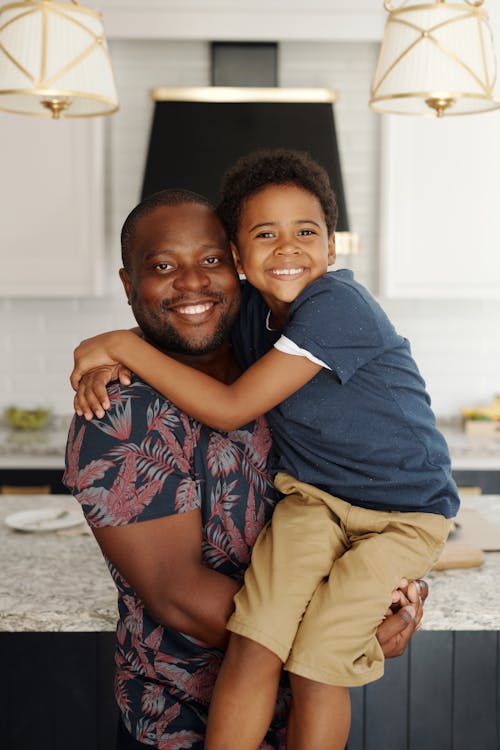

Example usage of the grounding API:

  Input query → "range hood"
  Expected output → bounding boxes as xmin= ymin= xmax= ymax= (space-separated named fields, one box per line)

xmin=142 ymin=86 xmax=357 ymax=255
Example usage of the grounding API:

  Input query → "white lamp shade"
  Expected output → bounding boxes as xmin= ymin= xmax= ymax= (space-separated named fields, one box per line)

xmin=370 ymin=1 xmax=500 ymax=116
xmin=0 ymin=0 xmax=118 ymax=117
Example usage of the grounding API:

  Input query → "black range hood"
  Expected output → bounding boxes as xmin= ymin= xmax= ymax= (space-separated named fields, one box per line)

xmin=141 ymin=87 xmax=357 ymax=254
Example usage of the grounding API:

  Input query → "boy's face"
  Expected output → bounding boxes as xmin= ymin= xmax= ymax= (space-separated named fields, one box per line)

xmin=232 ymin=183 xmax=335 ymax=313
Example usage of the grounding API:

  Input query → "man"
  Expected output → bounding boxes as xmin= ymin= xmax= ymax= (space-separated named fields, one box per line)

xmin=65 ymin=189 xmax=426 ymax=750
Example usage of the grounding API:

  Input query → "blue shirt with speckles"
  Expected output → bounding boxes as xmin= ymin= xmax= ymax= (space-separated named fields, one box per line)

xmin=232 ymin=271 xmax=459 ymax=519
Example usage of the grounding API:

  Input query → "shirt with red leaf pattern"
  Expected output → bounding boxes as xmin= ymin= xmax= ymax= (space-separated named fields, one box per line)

xmin=64 ymin=376 xmax=288 ymax=749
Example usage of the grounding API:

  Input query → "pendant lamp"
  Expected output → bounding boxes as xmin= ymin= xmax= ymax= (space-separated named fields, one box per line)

xmin=370 ymin=0 xmax=500 ymax=116
xmin=0 ymin=0 xmax=118 ymax=118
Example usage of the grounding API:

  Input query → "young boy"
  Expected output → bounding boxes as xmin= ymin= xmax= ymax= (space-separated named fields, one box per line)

xmin=71 ymin=149 xmax=458 ymax=750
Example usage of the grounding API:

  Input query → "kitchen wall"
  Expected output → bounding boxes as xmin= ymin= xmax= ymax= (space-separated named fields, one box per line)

xmin=1 ymin=39 xmax=499 ymax=416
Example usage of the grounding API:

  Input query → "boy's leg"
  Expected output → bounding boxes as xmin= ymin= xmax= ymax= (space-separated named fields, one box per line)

xmin=207 ymin=475 xmax=348 ymax=750
xmin=228 ymin=475 xmax=348 ymax=662
xmin=287 ymin=675 xmax=350 ymax=750
xmin=205 ymin=633 xmax=282 ymax=750
xmin=285 ymin=507 xmax=450 ymax=687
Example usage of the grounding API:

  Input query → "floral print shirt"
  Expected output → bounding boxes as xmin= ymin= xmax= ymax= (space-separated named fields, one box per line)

xmin=64 ymin=377 xmax=288 ymax=749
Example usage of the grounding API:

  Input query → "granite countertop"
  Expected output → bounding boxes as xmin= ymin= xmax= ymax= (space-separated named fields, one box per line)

xmin=0 ymin=415 xmax=71 ymax=469
xmin=1 ymin=416 xmax=499 ymax=471
xmin=440 ymin=420 xmax=500 ymax=471
xmin=2 ymin=493 xmax=500 ymax=633
xmin=0 ymin=494 xmax=117 ymax=632
xmin=425 ymin=495 xmax=500 ymax=630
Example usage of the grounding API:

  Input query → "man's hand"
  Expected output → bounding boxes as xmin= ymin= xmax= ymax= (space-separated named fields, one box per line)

xmin=74 ymin=364 xmax=133 ymax=420
xmin=376 ymin=579 xmax=429 ymax=659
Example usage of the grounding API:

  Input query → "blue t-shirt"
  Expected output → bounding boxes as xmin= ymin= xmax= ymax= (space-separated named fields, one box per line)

xmin=232 ymin=271 xmax=459 ymax=519
xmin=64 ymin=377 xmax=288 ymax=749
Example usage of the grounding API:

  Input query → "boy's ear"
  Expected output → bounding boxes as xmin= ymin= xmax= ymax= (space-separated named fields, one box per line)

xmin=119 ymin=268 xmax=132 ymax=305
xmin=328 ymin=234 xmax=336 ymax=266
xmin=230 ymin=241 xmax=245 ymax=275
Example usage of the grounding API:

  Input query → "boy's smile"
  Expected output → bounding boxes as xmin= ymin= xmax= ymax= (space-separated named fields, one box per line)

xmin=233 ymin=183 xmax=335 ymax=326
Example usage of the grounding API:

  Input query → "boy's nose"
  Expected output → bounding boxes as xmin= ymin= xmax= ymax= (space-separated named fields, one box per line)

xmin=275 ymin=240 xmax=299 ymax=255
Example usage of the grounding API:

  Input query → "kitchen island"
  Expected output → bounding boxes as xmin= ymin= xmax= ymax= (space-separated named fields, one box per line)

xmin=2 ymin=493 xmax=500 ymax=633
xmin=0 ymin=494 xmax=118 ymax=750
xmin=2 ymin=493 xmax=500 ymax=750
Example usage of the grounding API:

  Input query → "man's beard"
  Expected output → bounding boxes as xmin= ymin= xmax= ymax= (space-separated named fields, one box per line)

xmin=130 ymin=289 xmax=240 ymax=356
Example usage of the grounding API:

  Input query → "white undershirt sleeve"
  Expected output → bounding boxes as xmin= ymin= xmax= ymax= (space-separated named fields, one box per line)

xmin=274 ymin=335 xmax=331 ymax=370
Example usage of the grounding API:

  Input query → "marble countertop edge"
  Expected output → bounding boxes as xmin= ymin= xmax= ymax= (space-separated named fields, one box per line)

xmin=2 ymin=494 xmax=500 ymax=633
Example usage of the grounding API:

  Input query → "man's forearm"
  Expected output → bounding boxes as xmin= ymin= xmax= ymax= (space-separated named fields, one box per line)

xmin=92 ymin=514 xmax=242 ymax=651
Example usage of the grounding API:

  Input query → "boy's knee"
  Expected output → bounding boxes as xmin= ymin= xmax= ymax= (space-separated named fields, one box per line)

xmin=226 ymin=633 xmax=282 ymax=676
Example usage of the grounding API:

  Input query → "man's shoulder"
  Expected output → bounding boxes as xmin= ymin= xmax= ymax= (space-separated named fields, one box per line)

xmin=64 ymin=377 xmax=194 ymax=479
xmin=63 ymin=376 xmax=205 ymax=524
xmin=116 ymin=374 xmax=172 ymax=403
xmin=108 ymin=376 xmax=186 ymax=424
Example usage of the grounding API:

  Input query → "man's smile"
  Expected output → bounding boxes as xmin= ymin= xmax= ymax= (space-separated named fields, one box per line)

xmin=174 ymin=301 xmax=215 ymax=315
xmin=160 ymin=293 xmax=227 ymax=325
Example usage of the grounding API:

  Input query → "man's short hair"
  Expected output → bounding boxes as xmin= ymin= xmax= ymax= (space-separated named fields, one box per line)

xmin=121 ymin=189 xmax=214 ymax=270
xmin=217 ymin=148 xmax=338 ymax=243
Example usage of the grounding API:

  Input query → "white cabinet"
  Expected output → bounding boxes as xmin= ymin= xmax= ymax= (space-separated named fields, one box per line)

xmin=0 ymin=115 xmax=105 ymax=297
xmin=379 ymin=112 xmax=500 ymax=299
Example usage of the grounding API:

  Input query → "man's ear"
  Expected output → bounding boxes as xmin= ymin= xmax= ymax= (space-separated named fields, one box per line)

xmin=230 ymin=241 xmax=245 ymax=275
xmin=328 ymin=234 xmax=336 ymax=266
xmin=119 ymin=268 xmax=132 ymax=305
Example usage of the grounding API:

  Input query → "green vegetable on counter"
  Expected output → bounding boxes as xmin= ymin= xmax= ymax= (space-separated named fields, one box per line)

xmin=4 ymin=407 xmax=51 ymax=430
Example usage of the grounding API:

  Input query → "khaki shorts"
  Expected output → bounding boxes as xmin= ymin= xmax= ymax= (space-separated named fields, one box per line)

xmin=227 ymin=472 xmax=451 ymax=687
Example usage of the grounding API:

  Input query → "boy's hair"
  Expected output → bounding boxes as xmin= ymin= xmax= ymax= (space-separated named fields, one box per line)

xmin=121 ymin=188 xmax=214 ymax=270
xmin=217 ymin=148 xmax=338 ymax=242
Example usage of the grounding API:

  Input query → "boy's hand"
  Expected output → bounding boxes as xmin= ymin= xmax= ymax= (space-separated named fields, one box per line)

xmin=74 ymin=364 xmax=132 ymax=420
xmin=71 ymin=330 xmax=131 ymax=390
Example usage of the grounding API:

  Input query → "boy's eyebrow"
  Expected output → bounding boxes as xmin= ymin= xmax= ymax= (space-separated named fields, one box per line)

xmin=248 ymin=219 xmax=322 ymax=232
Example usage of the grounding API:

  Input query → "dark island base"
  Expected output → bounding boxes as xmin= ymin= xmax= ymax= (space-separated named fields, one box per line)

xmin=1 ymin=631 xmax=499 ymax=749
xmin=0 ymin=632 xmax=117 ymax=750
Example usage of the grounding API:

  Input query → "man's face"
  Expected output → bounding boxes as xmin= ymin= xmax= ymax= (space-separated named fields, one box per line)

xmin=120 ymin=202 xmax=241 ymax=356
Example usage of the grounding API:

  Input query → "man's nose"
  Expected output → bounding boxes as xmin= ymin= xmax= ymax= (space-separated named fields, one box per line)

xmin=173 ymin=265 xmax=210 ymax=290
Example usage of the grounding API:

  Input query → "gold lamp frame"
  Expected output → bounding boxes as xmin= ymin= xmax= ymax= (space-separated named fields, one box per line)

xmin=370 ymin=0 xmax=500 ymax=116
xmin=0 ymin=0 xmax=118 ymax=118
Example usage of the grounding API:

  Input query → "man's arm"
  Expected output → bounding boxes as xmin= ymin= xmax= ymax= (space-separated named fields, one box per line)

xmin=93 ymin=508 xmax=240 ymax=650
xmin=94 ymin=507 xmax=426 ymax=656
xmin=92 ymin=504 xmax=426 ymax=658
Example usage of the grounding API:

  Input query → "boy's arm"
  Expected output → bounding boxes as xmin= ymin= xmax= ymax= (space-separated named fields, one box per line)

xmin=72 ymin=330 xmax=321 ymax=430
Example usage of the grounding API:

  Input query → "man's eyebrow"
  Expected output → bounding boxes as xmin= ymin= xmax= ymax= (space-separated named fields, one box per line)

xmin=143 ymin=248 xmax=174 ymax=261
xmin=143 ymin=243 xmax=228 ymax=260
xmin=199 ymin=243 xmax=229 ymax=250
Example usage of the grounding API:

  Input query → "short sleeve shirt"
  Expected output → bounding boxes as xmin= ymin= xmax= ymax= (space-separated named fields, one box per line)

xmin=232 ymin=271 xmax=459 ymax=518
xmin=64 ymin=377 xmax=288 ymax=749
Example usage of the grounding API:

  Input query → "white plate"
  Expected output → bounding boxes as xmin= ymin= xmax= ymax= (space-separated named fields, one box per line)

xmin=4 ymin=507 xmax=85 ymax=532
